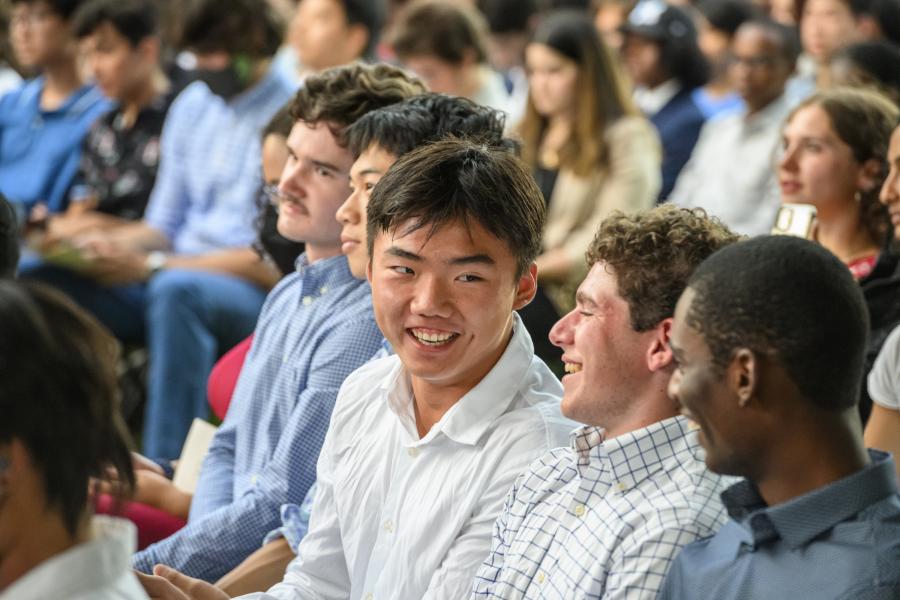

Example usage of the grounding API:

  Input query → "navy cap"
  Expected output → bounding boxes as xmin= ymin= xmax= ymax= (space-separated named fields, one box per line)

xmin=620 ymin=0 xmax=697 ymax=42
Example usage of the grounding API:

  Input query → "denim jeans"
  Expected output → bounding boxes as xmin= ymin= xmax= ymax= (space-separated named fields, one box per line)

xmin=20 ymin=259 xmax=266 ymax=459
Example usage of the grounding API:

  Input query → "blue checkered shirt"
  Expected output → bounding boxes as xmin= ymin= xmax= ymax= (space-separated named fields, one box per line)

xmin=660 ymin=450 xmax=900 ymax=600
xmin=132 ymin=254 xmax=384 ymax=580
xmin=472 ymin=416 xmax=730 ymax=599
xmin=143 ymin=69 xmax=295 ymax=255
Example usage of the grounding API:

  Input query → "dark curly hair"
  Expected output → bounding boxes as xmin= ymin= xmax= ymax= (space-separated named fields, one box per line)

xmin=586 ymin=205 xmax=740 ymax=332
xmin=290 ymin=62 xmax=426 ymax=145
xmin=686 ymin=235 xmax=869 ymax=411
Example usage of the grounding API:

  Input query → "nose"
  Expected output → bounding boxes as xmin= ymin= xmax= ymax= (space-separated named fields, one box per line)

xmin=278 ymin=159 xmax=308 ymax=199
xmin=410 ymin=274 xmax=451 ymax=317
xmin=778 ymin=142 xmax=798 ymax=173
xmin=336 ymin=189 xmax=360 ymax=226
xmin=549 ymin=309 xmax=576 ymax=350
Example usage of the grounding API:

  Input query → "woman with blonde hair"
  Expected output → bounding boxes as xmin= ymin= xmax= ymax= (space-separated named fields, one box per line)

xmin=517 ymin=9 xmax=660 ymax=364
xmin=778 ymin=87 xmax=897 ymax=281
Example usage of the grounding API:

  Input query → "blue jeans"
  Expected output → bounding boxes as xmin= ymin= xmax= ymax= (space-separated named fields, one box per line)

xmin=20 ymin=260 xmax=266 ymax=459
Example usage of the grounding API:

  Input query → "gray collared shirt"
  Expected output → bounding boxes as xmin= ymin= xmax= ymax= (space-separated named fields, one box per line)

xmin=660 ymin=450 xmax=900 ymax=600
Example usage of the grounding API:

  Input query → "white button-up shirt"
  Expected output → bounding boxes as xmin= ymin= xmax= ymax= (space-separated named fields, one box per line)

xmin=472 ymin=416 xmax=731 ymax=599
xmin=245 ymin=315 xmax=575 ymax=600
xmin=0 ymin=516 xmax=148 ymax=600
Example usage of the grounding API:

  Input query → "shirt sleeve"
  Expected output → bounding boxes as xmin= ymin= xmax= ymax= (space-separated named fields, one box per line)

xmin=602 ymin=523 xmax=708 ymax=600
xmin=469 ymin=476 xmax=521 ymax=597
xmin=133 ymin=315 xmax=383 ymax=582
xmin=143 ymin=89 xmax=195 ymax=244
xmin=188 ymin=412 xmax=238 ymax=520
xmin=868 ymin=325 xmax=900 ymax=410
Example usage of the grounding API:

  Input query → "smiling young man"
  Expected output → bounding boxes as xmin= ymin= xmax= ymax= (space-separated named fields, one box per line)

xmin=663 ymin=234 xmax=900 ymax=599
xmin=138 ymin=139 xmax=574 ymax=600
xmin=130 ymin=63 xmax=425 ymax=582
xmin=472 ymin=205 xmax=739 ymax=599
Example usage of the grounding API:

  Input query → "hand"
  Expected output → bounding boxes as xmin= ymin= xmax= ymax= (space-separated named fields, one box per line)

xmin=137 ymin=565 xmax=230 ymax=600
xmin=132 ymin=452 xmax=166 ymax=476
xmin=74 ymin=236 xmax=149 ymax=285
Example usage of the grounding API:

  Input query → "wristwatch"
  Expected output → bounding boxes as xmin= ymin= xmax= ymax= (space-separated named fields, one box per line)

xmin=144 ymin=251 xmax=167 ymax=278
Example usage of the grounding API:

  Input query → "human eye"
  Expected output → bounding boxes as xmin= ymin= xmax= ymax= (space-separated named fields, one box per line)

xmin=315 ymin=166 xmax=333 ymax=178
xmin=457 ymin=273 xmax=483 ymax=283
xmin=391 ymin=265 xmax=414 ymax=275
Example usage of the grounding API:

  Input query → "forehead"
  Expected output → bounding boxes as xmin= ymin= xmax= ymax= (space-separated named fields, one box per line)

xmin=351 ymin=144 xmax=397 ymax=178
xmin=786 ymin=104 xmax=835 ymax=138
xmin=525 ymin=43 xmax=574 ymax=67
xmin=890 ymin=127 xmax=900 ymax=159
xmin=577 ymin=262 xmax=625 ymax=307
xmin=287 ymin=120 xmax=346 ymax=156
xmin=299 ymin=0 xmax=348 ymax=22
xmin=733 ymin=27 xmax=779 ymax=55
xmin=82 ymin=21 xmax=131 ymax=45
xmin=671 ymin=288 xmax=705 ymax=350
xmin=375 ymin=217 xmax=515 ymax=263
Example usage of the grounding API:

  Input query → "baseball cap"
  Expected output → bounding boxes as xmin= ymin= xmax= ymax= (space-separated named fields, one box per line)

xmin=620 ymin=0 xmax=697 ymax=42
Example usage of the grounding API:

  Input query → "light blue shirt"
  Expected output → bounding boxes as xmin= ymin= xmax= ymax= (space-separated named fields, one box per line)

xmin=661 ymin=450 xmax=900 ymax=600
xmin=144 ymin=70 xmax=294 ymax=255
xmin=132 ymin=254 xmax=385 ymax=580
xmin=0 ymin=78 xmax=111 ymax=213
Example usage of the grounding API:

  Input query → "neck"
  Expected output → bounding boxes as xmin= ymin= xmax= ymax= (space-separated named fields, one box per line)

xmin=753 ymin=409 xmax=869 ymax=506
xmin=459 ymin=64 xmax=483 ymax=100
xmin=303 ymin=243 xmax=342 ymax=264
xmin=0 ymin=510 xmax=87 ymax=590
xmin=703 ymin=77 xmax=733 ymax=98
xmin=120 ymin=69 xmax=169 ymax=129
xmin=40 ymin=56 xmax=82 ymax=109
xmin=745 ymin=92 xmax=781 ymax=118
xmin=601 ymin=378 xmax=679 ymax=439
xmin=409 ymin=322 xmax=514 ymax=438
xmin=814 ymin=206 xmax=878 ymax=263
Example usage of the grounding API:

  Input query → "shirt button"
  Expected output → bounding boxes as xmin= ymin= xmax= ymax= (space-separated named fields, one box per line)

xmin=573 ymin=504 xmax=586 ymax=517
xmin=320 ymin=286 xmax=328 ymax=294
xmin=536 ymin=571 xmax=546 ymax=584
xmin=250 ymin=474 xmax=259 ymax=486
xmin=365 ymin=594 xmax=374 ymax=600
xmin=383 ymin=519 xmax=394 ymax=533
xmin=407 ymin=447 xmax=420 ymax=458
xmin=615 ymin=481 xmax=628 ymax=492
xmin=302 ymin=296 xmax=313 ymax=306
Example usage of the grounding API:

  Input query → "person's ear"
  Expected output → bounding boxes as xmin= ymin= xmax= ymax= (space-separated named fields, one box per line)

xmin=345 ymin=24 xmax=370 ymax=61
xmin=730 ymin=348 xmax=757 ymax=407
xmin=646 ymin=317 xmax=673 ymax=372
xmin=512 ymin=263 xmax=538 ymax=311
xmin=857 ymin=158 xmax=884 ymax=193
xmin=137 ymin=36 xmax=160 ymax=65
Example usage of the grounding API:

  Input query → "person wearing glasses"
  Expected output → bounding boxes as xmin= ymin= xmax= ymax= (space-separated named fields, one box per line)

xmin=669 ymin=19 xmax=798 ymax=236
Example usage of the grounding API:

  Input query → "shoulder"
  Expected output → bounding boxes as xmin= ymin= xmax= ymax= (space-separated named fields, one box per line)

xmin=334 ymin=354 xmax=398 ymax=407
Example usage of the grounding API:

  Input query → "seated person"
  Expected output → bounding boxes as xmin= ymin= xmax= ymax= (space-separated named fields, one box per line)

xmin=472 ymin=205 xmax=739 ymax=598
xmin=621 ymin=0 xmax=710 ymax=201
xmin=20 ymin=0 xmax=296 ymax=460
xmin=0 ymin=281 xmax=142 ymax=598
xmin=0 ymin=0 xmax=111 ymax=215
xmin=391 ymin=0 xmax=513 ymax=114
xmin=669 ymin=19 xmax=798 ymax=235
xmin=29 ymin=0 xmax=171 ymax=247
xmin=829 ymin=41 xmax=900 ymax=106
xmin=130 ymin=63 xmax=425 ymax=581
xmin=214 ymin=93 xmax=511 ymax=596
xmin=663 ymin=234 xmax=900 ymax=599
xmin=138 ymin=139 xmax=575 ymax=599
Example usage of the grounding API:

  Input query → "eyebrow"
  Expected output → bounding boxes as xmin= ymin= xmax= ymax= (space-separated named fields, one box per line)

xmin=574 ymin=291 xmax=598 ymax=308
xmin=384 ymin=247 xmax=496 ymax=267
xmin=311 ymin=159 xmax=344 ymax=174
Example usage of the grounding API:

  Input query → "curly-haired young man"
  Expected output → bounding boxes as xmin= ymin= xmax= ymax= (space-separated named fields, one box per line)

xmin=473 ymin=205 xmax=740 ymax=599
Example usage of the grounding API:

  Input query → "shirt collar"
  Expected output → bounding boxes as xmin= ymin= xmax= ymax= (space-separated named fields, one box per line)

xmin=382 ymin=313 xmax=536 ymax=446
xmin=229 ymin=67 xmax=290 ymax=113
xmin=722 ymin=449 xmax=898 ymax=550
xmin=742 ymin=93 xmax=790 ymax=131
xmin=634 ymin=79 xmax=682 ymax=115
xmin=0 ymin=516 xmax=137 ymax=600
xmin=570 ymin=415 xmax=699 ymax=488
xmin=293 ymin=253 xmax=358 ymax=294
xmin=22 ymin=78 xmax=105 ymax=117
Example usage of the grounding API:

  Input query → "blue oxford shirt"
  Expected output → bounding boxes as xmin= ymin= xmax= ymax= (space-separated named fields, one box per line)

xmin=143 ymin=69 xmax=295 ymax=255
xmin=660 ymin=450 xmax=900 ymax=600
xmin=132 ymin=254 xmax=385 ymax=580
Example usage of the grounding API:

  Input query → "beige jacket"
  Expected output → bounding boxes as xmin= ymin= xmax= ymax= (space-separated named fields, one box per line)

xmin=542 ymin=116 xmax=661 ymax=312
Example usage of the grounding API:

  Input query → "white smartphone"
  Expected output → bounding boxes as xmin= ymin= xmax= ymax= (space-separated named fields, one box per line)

xmin=772 ymin=203 xmax=817 ymax=239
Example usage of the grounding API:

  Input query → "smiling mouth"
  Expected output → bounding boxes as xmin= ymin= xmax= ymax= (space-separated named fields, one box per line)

xmin=564 ymin=362 xmax=582 ymax=374
xmin=409 ymin=328 xmax=459 ymax=346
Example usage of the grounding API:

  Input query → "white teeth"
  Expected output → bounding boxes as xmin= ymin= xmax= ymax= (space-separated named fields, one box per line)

xmin=564 ymin=363 xmax=582 ymax=374
xmin=412 ymin=329 xmax=456 ymax=345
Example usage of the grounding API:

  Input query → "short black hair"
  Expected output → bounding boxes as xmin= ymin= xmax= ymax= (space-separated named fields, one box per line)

xmin=0 ymin=281 xmax=135 ymax=536
xmin=865 ymin=0 xmax=900 ymax=45
xmin=696 ymin=0 xmax=758 ymax=37
xmin=0 ymin=195 xmax=18 ymax=279
xmin=10 ymin=0 xmax=83 ymax=20
xmin=72 ymin=0 xmax=158 ymax=47
xmin=686 ymin=235 xmax=869 ymax=411
xmin=478 ymin=0 xmax=538 ymax=34
xmin=179 ymin=0 xmax=283 ymax=58
xmin=833 ymin=41 xmax=900 ymax=101
xmin=346 ymin=93 xmax=508 ymax=159
xmin=342 ymin=0 xmax=387 ymax=58
xmin=367 ymin=138 xmax=544 ymax=277
xmin=739 ymin=18 xmax=801 ymax=64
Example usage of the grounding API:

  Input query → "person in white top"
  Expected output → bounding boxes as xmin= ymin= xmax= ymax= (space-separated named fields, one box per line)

xmin=472 ymin=206 xmax=740 ymax=599
xmin=138 ymin=138 xmax=574 ymax=599
xmin=0 ymin=281 xmax=146 ymax=599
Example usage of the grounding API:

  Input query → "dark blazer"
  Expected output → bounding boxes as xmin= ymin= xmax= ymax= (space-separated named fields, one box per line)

xmin=649 ymin=88 xmax=706 ymax=202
